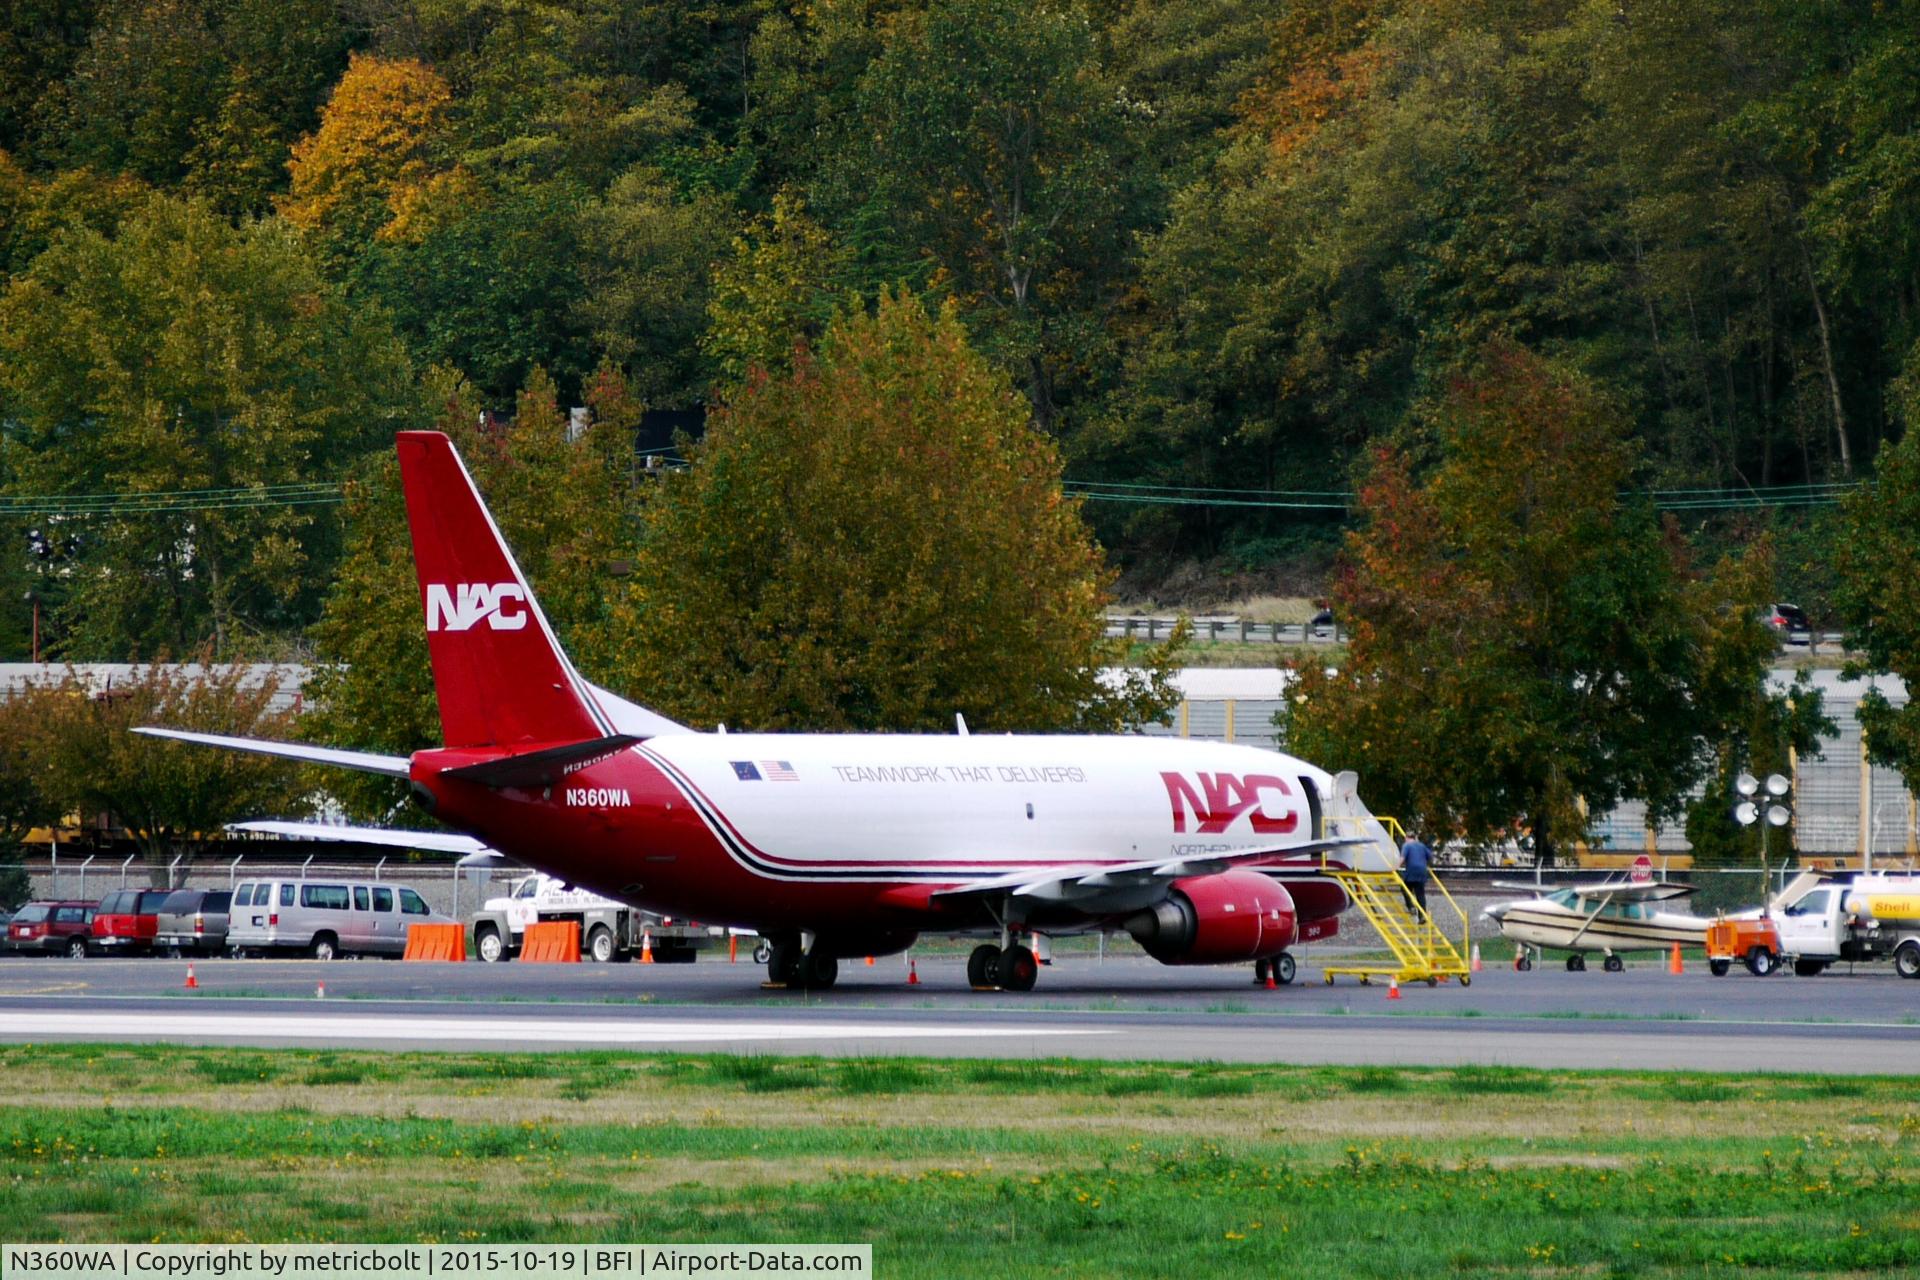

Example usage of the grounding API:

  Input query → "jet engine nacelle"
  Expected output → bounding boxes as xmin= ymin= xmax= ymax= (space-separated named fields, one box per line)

xmin=1125 ymin=870 xmax=1296 ymax=965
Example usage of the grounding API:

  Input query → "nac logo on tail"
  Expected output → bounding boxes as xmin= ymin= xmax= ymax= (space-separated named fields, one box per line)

xmin=426 ymin=582 xmax=529 ymax=632
xmin=1161 ymin=772 xmax=1298 ymax=835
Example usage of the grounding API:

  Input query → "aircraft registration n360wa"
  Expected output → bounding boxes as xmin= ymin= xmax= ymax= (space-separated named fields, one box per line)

xmin=140 ymin=431 xmax=1399 ymax=991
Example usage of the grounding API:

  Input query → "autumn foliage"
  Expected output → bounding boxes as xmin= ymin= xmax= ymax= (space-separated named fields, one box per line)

xmin=1281 ymin=345 xmax=1780 ymax=862
xmin=280 ymin=53 xmax=450 ymax=243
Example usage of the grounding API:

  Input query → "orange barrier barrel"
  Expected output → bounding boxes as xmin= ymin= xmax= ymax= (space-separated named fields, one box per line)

xmin=519 ymin=920 xmax=581 ymax=963
xmin=403 ymin=923 xmax=469 ymax=962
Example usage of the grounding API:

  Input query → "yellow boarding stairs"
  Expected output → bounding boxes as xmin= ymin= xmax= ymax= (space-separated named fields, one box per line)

xmin=1319 ymin=812 xmax=1472 ymax=987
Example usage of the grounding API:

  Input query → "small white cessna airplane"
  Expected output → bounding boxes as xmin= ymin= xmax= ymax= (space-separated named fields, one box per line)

xmin=139 ymin=430 xmax=1401 ymax=992
xmin=1483 ymin=866 xmax=1710 ymax=972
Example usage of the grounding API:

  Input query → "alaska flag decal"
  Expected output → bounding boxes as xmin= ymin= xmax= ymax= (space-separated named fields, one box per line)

xmin=731 ymin=761 xmax=762 ymax=781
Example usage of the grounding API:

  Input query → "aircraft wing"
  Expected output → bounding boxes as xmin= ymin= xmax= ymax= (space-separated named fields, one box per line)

xmin=227 ymin=819 xmax=493 ymax=857
xmin=1491 ymin=879 xmax=1696 ymax=902
xmin=930 ymin=836 xmax=1368 ymax=912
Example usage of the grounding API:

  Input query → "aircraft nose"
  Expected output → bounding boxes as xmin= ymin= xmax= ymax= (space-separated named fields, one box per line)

xmin=1482 ymin=902 xmax=1509 ymax=924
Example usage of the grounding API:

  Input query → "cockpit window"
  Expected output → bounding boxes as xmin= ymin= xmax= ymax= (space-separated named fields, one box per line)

xmin=1548 ymin=890 xmax=1579 ymax=909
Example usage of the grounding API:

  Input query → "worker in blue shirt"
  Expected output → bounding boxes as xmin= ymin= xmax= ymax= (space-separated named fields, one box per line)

xmin=1400 ymin=832 xmax=1433 ymax=915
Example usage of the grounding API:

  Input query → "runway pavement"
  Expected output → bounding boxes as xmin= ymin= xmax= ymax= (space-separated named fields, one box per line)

xmin=2 ymin=950 xmax=1915 ymax=1072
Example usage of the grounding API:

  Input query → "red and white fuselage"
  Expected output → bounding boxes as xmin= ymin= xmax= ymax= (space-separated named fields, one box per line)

xmin=416 ymin=731 xmax=1368 ymax=936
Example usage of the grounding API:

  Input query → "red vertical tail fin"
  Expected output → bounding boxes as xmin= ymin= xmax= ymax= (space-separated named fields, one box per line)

xmin=396 ymin=430 xmax=613 ymax=749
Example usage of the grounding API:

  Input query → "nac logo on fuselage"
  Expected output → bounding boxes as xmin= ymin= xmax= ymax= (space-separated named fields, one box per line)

xmin=1161 ymin=771 xmax=1298 ymax=835
xmin=426 ymin=582 xmax=528 ymax=632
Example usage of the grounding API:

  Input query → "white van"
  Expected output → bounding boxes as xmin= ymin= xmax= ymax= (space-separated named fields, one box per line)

xmin=227 ymin=879 xmax=453 ymax=959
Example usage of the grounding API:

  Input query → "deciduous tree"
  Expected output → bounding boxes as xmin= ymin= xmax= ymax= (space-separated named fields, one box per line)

xmin=12 ymin=658 xmax=307 ymax=879
xmin=621 ymin=289 xmax=1182 ymax=732
xmin=0 ymin=193 xmax=422 ymax=658
xmin=1833 ymin=344 xmax=1920 ymax=790
xmin=1279 ymin=344 xmax=1785 ymax=864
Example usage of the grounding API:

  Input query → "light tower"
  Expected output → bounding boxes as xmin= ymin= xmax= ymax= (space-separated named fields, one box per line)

xmin=1734 ymin=771 xmax=1792 ymax=899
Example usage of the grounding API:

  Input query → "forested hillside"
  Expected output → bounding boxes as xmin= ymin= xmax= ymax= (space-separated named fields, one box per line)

xmin=2 ymin=0 xmax=1916 ymax=661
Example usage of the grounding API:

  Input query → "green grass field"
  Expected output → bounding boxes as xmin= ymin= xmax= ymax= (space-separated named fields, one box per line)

xmin=4 ymin=1044 xmax=1916 ymax=1277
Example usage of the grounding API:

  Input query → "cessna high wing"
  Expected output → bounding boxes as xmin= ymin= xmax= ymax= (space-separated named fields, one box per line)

xmin=1483 ymin=878 xmax=1709 ymax=972
xmin=139 ymin=431 xmax=1397 ymax=991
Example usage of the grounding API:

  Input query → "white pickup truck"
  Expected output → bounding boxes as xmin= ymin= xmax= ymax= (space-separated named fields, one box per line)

xmin=469 ymin=872 xmax=710 ymax=964
xmin=1771 ymin=870 xmax=1920 ymax=978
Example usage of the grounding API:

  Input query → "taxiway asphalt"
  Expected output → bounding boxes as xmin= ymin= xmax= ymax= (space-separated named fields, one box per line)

xmin=1 ymin=952 xmax=1914 ymax=1072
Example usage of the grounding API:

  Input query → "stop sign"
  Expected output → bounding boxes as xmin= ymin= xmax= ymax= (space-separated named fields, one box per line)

xmin=1630 ymin=854 xmax=1654 ymax=884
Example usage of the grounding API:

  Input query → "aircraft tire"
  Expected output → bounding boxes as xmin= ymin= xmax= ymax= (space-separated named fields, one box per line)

xmin=1275 ymin=952 xmax=1296 ymax=985
xmin=1253 ymin=957 xmax=1269 ymax=985
xmin=967 ymin=944 xmax=1000 ymax=988
xmin=1515 ymin=953 xmax=1532 ymax=972
xmin=999 ymin=945 xmax=1038 ymax=992
xmin=1602 ymin=955 xmax=1624 ymax=973
xmin=797 ymin=952 xmax=838 ymax=990
xmin=1566 ymin=954 xmax=1585 ymax=972
xmin=767 ymin=938 xmax=802 ymax=985
xmin=1709 ymin=958 xmax=1730 ymax=977
xmin=1745 ymin=947 xmax=1777 ymax=977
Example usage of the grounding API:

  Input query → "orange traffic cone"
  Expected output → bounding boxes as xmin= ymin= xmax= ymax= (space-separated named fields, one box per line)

xmin=1470 ymin=944 xmax=1483 ymax=973
xmin=866 ymin=955 xmax=875 ymax=966
xmin=907 ymin=959 xmax=920 ymax=986
xmin=315 ymin=979 xmax=326 ymax=999
xmin=728 ymin=934 xmax=737 ymax=964
xmin=640 ymin=932 xmax=654 ymax=964
xmin=1668 ymin=943 xmax=1683 ymax=975
xmin=1265 ymin=971 xmax=1277 ymax=991
xmin=1387 ymin=976 xmax=1402 ymax=1000
xmin=184 ymin=963 xmax=198 ymax=990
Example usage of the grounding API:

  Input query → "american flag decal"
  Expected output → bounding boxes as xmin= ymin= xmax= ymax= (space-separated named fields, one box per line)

xmin=763 ymin=760 xmax=799 ymax=782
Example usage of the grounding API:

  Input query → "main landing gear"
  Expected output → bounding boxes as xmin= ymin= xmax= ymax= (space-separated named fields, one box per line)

xmin=1253 ymin=953 xmax=1296 ymax=986
xmin=765 ymin=937 xmax=839 ymax=991
xmin=968 ymin=942 xmax=1039 ymax=991
xmin=1565 ymin=952 xmax=1625 ymax=973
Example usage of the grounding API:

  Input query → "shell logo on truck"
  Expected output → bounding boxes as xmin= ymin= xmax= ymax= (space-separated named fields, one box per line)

xmin=1844 ymin=892 xmax=1920 ymax=921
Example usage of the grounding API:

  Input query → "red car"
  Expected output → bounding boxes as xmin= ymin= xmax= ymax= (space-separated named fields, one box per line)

xmin=90 ymin=888 xmax=171 ymax=954
xmin=8 ymin=901 xmax=98 ymax=957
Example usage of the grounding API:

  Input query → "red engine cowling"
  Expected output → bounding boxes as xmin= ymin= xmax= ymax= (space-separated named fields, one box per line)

xmin=1125 ymin=870 xmax=1297 ymax=965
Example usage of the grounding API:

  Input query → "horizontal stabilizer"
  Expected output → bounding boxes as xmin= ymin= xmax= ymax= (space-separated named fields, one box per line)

xmin=228 ymin=820 xmax=492 ymax=856
xmin=438 ymin=734 xmax=641 ymax=787
xmin=133 ymin=728 xmax=410 ymax=778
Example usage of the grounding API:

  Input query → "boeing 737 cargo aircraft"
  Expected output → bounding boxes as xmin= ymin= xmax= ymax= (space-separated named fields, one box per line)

xmin=141 ymin=432 xmax=1400 ymax=991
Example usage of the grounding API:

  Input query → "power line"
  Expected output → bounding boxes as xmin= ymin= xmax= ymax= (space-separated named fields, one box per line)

xmin=0 ymin=475 xmax=1869 ymax=519
xmin=0 ymin=483 xmax=346 ymax=518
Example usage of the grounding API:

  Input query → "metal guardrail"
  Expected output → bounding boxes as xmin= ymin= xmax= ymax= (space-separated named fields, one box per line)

xmin=1107 ymin=617 xmax=1344 ymax=645
xmin=1108 ymin=615 xmax=1844 ymax=653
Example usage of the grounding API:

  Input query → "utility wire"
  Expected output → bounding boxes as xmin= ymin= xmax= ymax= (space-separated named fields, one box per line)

xmin=0 ymin=476 xmax=1866 ymax=518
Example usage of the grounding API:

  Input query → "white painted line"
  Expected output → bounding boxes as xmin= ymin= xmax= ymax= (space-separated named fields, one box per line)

xmin=0 ymin=1011 xmax=1113 ymax=1045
